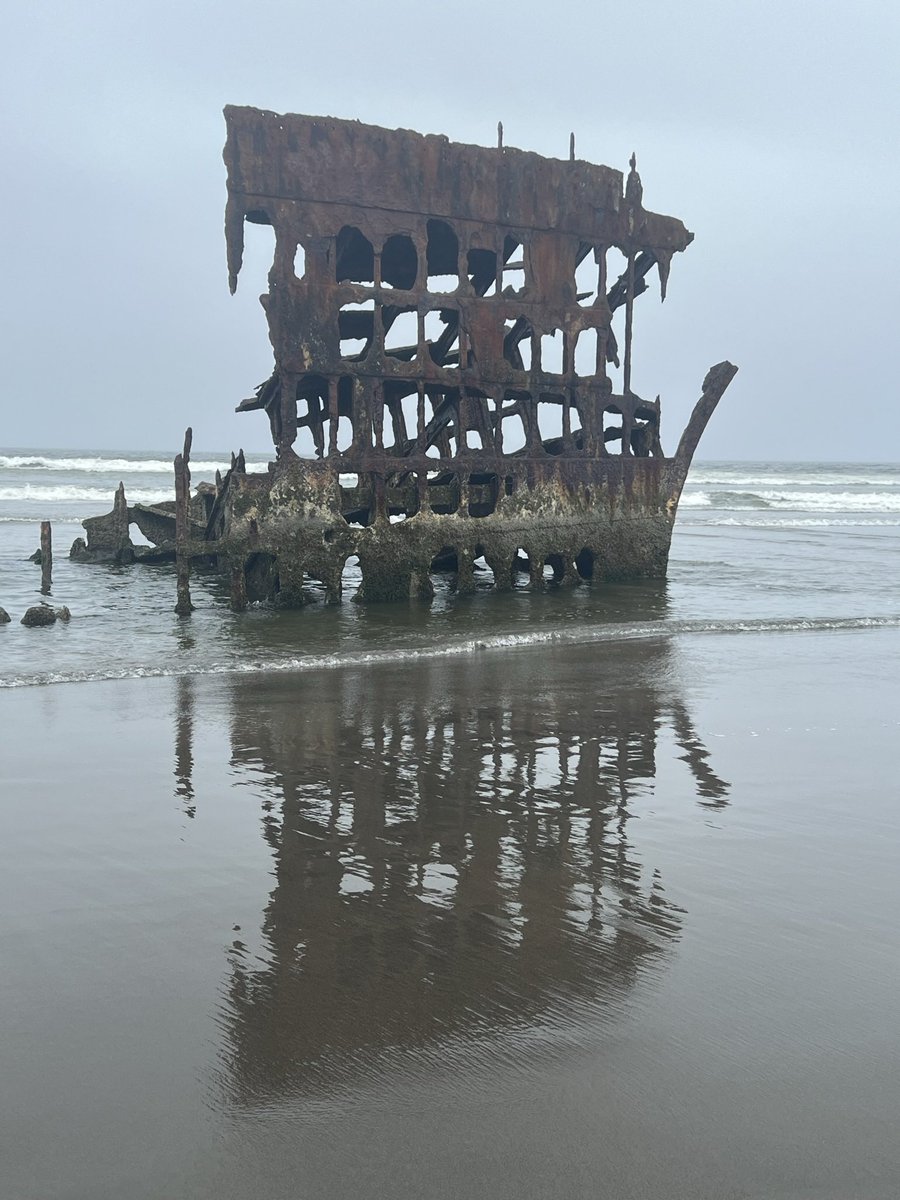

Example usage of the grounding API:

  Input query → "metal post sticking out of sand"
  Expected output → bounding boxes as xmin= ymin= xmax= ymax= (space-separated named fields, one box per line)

xmin=40 ymin=522 xmax=52 ymax=595
xmin=174 ymin=428 xmax=194 ymax=616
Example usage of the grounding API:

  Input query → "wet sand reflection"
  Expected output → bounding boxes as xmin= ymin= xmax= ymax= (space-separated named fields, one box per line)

xmin=175 ymin=675 xmax=196 ymax=819
xmin=188 ymin=642 xmax=728 ymax=1105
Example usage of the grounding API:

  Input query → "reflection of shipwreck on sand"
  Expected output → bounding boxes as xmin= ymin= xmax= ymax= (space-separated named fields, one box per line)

xmin=177 ymin=642 xmax=730 ymax=1101
xmin=72 ymin=108 xmax=736 ymax=609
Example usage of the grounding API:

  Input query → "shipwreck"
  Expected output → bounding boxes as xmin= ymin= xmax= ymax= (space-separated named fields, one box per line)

xmin=72 ymin=107 xmax=736 ymax=609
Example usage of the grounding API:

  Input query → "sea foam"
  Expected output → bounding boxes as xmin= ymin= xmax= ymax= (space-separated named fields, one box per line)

xmin=0 ymin=485 xmax=175 ymax=504
xmin=0 ymin=454 xmax=235 ymax=475
xmin=3 ymin=614 xmax=899 ymax=690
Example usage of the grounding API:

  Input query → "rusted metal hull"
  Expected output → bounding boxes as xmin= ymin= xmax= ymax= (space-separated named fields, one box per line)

xmin=215 ymin=462 xmax=676 ymax=604
xmin=211 ymin=109 xmax=736 ymax=607
xmin=71 ymin=109 xmax=737 ymax=608
xmin=199 ymin=359 xmax=736 ymax=606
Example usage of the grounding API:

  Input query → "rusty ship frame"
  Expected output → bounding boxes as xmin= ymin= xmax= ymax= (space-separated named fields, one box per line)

xmin=73 ymin=108 xmax=737 ymax=609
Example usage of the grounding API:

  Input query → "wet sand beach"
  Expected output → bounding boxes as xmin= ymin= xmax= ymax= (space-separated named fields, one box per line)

xmin=2 ymin=628 xmax=899 ymax=1199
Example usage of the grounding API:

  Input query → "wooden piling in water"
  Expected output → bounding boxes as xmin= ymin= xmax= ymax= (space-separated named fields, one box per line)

xmin=174 ymin=427 xmax=194 ymax=615
xmin=40 ymin=521 xmax=52 ymax=595
xmin=230 ymin=560 xmax=247 ymax=612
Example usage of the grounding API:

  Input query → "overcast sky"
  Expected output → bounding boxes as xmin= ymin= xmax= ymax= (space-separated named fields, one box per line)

xmin=2 ymin=0 xmax=898 ymax=459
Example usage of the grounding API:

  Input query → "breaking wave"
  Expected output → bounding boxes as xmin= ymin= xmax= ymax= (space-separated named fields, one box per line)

xmin=0 ymin=454 xmax=236 ymax=475
xmin=0 ymin=485 xmax=174 ymax=505
xmin=689 ymin=468 xmax=900 ymax=489
xmin=3 ymin=614 xmax=899 ymax=690
xmin=681 ymin=489 xmax=900 ymax=513
xmin=706 ymin=517 xmax=900 ymax=528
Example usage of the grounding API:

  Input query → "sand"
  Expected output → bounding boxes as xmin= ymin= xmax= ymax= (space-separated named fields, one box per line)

xmin=2 ymin=629 xmax=900 ymax=1199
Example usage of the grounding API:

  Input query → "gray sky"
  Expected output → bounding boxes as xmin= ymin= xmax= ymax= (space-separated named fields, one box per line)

xmin=2 ymin=0 xmax=898 ymax=459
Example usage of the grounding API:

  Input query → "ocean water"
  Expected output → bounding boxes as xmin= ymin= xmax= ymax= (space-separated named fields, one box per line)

xmin=1 ymin=452 xmax=899 ymax=687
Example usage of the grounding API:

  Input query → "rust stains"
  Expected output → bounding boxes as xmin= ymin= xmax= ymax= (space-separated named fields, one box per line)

xmin=73 ymin=108 xmax=737 ymax=609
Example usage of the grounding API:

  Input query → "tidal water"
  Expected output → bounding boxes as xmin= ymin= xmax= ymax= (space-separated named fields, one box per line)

xmin=2 ymin=453 xmax=900 ymax=1198
xmin=2 ymin=453 xmax=900 ymax=686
